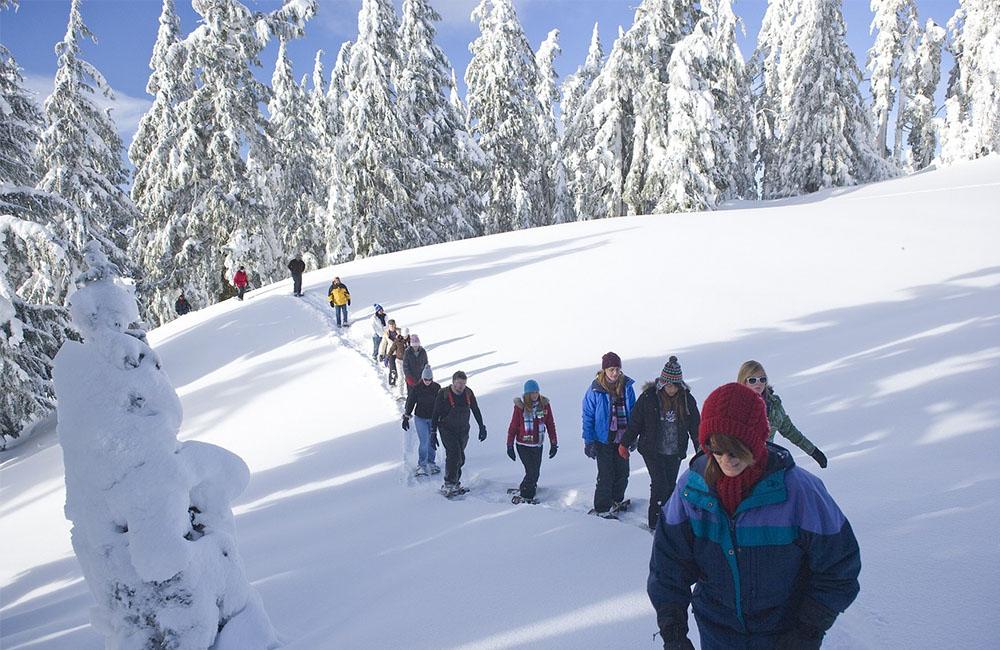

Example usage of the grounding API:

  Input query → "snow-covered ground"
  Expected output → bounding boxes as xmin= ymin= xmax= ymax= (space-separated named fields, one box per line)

xmin=2 ymin=157 xmax=999 ymax=649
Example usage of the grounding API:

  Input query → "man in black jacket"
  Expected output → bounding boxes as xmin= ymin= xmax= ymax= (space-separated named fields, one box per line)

xmin=174 ymin=293 xmax=192 ymax=316
xmin=402 ymin=365 xmax=441 ymax=476
xmin=287 ymin=256 xmax=306 ymax=296
xmin=431 ymin=370 xmax=487 ymax=494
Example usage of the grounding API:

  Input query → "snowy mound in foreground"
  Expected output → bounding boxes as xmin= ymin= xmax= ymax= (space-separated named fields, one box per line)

xmin=2 ymin=157 xmax=999 ymax=649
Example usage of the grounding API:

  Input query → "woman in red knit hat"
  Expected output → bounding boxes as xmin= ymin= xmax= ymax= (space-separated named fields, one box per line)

xmin=648 ymin=383 xmax=860 ymax=650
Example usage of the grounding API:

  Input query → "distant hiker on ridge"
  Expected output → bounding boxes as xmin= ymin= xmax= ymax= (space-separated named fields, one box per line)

xmin=370 ymin=304 xmax=387 ymax=359
xmin=174 ymin=293 xmax=192 ymax=316
xmin=233 ymin=266 xmax=249 ymax=301
xmin=327 ymin=276 xmax=351 ymax=327
xmin=287 ymin=255 xmax=306 ymax=297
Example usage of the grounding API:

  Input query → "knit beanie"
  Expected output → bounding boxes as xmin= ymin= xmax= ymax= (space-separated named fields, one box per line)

xmin=602 ymin=351 xmax=622 ymax=370
xmin=409 ymin=334 xmax=421 ymax=347
xmin=373 ymin=303 xmax=383 ymax=312
xmin=421 ymin=365 xmax=434 ymax=380
xmin=523 ymin=379 xmax=540 ymax=394
xmin=656 ymin=355 xmax=684 ymax=390
xmin=698 ymin=382 xmax=770 ymax=458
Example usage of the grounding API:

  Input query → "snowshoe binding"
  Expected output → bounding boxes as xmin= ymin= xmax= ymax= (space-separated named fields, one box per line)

xmin=441 ymin=484 xmax=469 ymax=499
xmin=511 ymin=495 xmax=539 ymax=505
xmin=588 ymin=509 xmax=618 ymax=520
xmin=611 ymin=499 xmax=631 ymax=513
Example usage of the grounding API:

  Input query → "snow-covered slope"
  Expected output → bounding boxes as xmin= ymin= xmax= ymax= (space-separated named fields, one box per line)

xmin=2 ymin=157 xmax=999 ymax=649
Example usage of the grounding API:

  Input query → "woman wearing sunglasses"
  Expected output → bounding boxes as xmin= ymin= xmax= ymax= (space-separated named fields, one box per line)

xmin=738 ymin=360 xmax=828 ymax=468
xmin=648 ymin=383 xmax=860 ymax=649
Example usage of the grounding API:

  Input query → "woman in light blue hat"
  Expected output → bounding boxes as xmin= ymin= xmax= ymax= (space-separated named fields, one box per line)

xmin=505 ymin=379 xmax=558 ymax=503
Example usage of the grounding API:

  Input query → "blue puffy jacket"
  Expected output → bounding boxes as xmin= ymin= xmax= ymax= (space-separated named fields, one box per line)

xmin=581 ymin=374 xmax=637 ymax=445
xmin=648 ymin=445 xmax=860 ymax=648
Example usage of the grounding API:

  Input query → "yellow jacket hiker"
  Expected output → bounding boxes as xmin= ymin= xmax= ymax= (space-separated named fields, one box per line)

xmin=327 ymin=278 xmax=351 ymax=306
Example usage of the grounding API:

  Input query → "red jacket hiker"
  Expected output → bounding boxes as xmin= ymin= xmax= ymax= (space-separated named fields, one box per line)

xmin=233 ymin=269 xmax=248 ymax=288
xmin=506 ymin=396 xmax=557 ymax=447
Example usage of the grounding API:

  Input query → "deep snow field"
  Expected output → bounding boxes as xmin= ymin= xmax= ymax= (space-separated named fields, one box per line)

xmin=2 ymin=157 xmax=999 ymax=649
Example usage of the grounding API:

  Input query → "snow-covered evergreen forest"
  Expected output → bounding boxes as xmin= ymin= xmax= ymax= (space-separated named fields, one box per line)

xmin=2 ymin=0 xmax=1000 ymax=447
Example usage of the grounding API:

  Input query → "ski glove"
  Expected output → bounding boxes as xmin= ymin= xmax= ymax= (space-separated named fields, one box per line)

xmin=618 ymin=444 xmax=630 ymax=460
xmin=507 ymin=445 xmax=516 ymax=461
xmin=478 ymin=424 xmax=487 ymax=442
xmin=811 ymin=448 xmax=828 ymax=468
xmin=584 ymin=442 xmax=597 ymax=459
xmin=662 ymin=638 xmax=695 ymax=650
xmin=347 ymin=299 xmax=351 ymax=306
xmin=658 ymin=607 xmax=692 ymax=650
xmin=549 ymin=444 xmax=558 ymax=459
xmin=401 ymin=416 xmax=410 ymax=431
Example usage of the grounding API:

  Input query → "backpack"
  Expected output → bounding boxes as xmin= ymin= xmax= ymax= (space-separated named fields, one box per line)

xmin=446 ymin=387 xmax=472 ymax=409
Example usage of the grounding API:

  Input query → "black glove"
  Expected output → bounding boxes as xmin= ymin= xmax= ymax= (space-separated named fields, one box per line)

xmin=775 ymin=626 xmax=824 ymax=650
xmin=478 ymin=424 xmax=487 ymax=442
xmin=401 ymin=415 xmax=410 ymax=431
xmin=549 ymin=444 xmax=558 ymax=459
xmin=658 ymin=607 xmax=693 ymax=650
xmin=662 ymin=638 xmax=694 ymax=650
xmin=507 ymin=445 xmax=516 ymax=461
xmin=584 ymin=442 xmax=597 ymax=459
xmin=347 ymin=299 xmax=351 ymax=306
xmin=811 ymin=448 xmax=828 ymax=468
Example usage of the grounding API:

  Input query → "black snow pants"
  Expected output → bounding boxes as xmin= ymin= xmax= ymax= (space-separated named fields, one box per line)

xmin=292 ymin=272 xmax=303 ymax=295
xmin=516 ymin=444 xmax=543 ymax=499
xmin=594 ymin=441 xmax=629 ymax=513
xmin=441 ymin=427 xmax=469 ymax=485
xmin=642 ymin=453 xmax=683 ymax=530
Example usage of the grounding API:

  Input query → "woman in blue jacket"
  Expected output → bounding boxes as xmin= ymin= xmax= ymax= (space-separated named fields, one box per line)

xmin=582 ymin=351 xmax=637 ymax=518
xmin=648 ymin=383 xmax=860 ymax=649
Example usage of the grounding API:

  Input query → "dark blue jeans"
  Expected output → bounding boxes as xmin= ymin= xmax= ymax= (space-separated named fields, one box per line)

xmin=335 ymin=304 xmax=348 ymax=326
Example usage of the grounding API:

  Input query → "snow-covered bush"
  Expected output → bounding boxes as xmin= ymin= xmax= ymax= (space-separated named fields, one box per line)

xmin=54 ymin=242 xmax=278 ymax=649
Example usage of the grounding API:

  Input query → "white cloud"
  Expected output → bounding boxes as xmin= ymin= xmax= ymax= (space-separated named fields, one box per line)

xmin=22 ymin=73 xmax=151 ymax=147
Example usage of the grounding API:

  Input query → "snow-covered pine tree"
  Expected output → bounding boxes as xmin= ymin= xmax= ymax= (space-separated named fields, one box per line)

xmin=622 ymin=0 xmax=697 ymax=216
xmin=568 ymin=25 xmax=636 ymax=220
xmin=751 ymin=0 xmax=791 ymax=200
xmin=890 ymin=0 xmax=920 ymax=165
xmin=767 ymin=0 xmax=892 ymax=198
xmin=560 ymin=23 xmax=603 ymax=220
xmin=36 ymin=0 xmax=139 ymax=275
xmin=137 ymin=0 xmax=315 ymax=319
xmin=466 ymin=0 xmax=545 ymax=233
xmin=705 ymin=0 xmax=756 ymax=202
xmin=323 ymin=41 xmax=354 ymax=264
xmin=0 ymin=4 xmax=77 ymax=446
xmin=342 ymin=0 xmax=413 ymax=257
xmin=867 ymin=0 xmax=914 ymax=159
xmin=264 ymin=39 xmax=326 ymax=269
xmin=901 ymin=19 xmax=946 ymax=170
xmin=128 ymin=0 xmax=193 ymax=325
xmin=396 ymin=0 xmax=482 ymax=244
xmin=939 ymin=0 xmax=1000 ymax=162
xmin=534 ymin=29 xmax=572 ymax=223
xmin=55 ymin=242 xmax=278 ymax=649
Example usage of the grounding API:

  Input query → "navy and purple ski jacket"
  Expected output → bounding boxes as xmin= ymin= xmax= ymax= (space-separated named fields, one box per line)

xmin=648 ymin=444 xmax=860 ymax=648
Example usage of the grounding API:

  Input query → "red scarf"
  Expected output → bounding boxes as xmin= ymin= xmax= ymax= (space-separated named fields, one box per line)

xmin=715 ymin=445 xmax=769 ymax=516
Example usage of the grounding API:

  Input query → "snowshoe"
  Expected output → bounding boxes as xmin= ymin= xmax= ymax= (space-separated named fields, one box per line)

xmin=612 ymin=499 xmax=631 ymax=513
xmin=428 ymin=464 xmax=441 ymax=475
xmin=415 ymin=466 xmax=429 ymax=477
xmin=511 ymin=495 xmax=539 ymax=505
xmin=506 ymin=488 xmax=521 ymax=495
xmin=588 ymin=509 xmax=618 ymax=520
xmin=441 ymin=484 xmax=469 ymax=499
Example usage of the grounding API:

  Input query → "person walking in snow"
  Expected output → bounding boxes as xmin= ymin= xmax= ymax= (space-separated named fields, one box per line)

xmin=582 ymin=351 xmax=637 ymax=518
xmin=506 ymin=379 xmax=557 ymax=502
xmin=174 ymin=293 xmax=192 ymax=316
xmin=403 ymin=333 xmax=429 ymax=394
xmin=385 ymin=328 xmax=410 ymax=400
xmin=233 ymin=266 xmax=249 ymax=301
xmin=370 ymin=304 xmax=387 ymax=359
xmin=648 ymin=382 xmax=860 ymax=649
xmin=432 ymin=370 xmax=487 ymax=496
xmin=738 ymin=360 xmax=828 ymax=469
xmin=402 ymin=365 xmax=441 ymax=476
xmin=287 ymin=256 xmax=306 ymax=297
xmin=619 ymin=356 xmax=701 ymax=531
xmin=327 ymin=276 xmax=351 ymax=327
xmin=378 ymin=319 xmax=402 ymax=384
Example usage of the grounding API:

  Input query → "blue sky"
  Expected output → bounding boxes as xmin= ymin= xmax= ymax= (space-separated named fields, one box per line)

xmin=1 ymin=0 xmax=959 ymax=146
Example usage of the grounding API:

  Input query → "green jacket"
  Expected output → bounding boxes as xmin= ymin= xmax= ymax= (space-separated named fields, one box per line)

xmin=763 ymin=388 xmax=816 ymax=455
